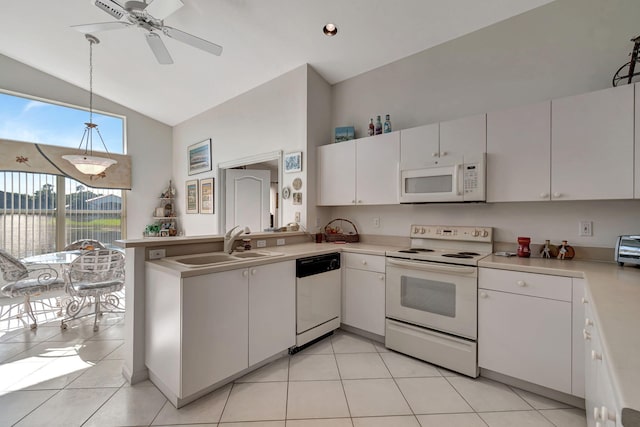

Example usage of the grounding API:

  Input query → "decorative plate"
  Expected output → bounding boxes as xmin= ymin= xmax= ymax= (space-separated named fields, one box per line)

xmin=282 ymin=186 xmax=291 ymax=199
xmin=292 ymin=177 xmax=302 ymax=190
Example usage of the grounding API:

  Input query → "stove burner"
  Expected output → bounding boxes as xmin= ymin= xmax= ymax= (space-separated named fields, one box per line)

xmin=412 ymin=248 xmax=435 ymax=252
xmin=457 ymin=251 xmax=480 ymax=256
xmin=442 ymin=253 xmax=474 ymax=259
xmin=398 ymin=249 xmax=418 ymax=254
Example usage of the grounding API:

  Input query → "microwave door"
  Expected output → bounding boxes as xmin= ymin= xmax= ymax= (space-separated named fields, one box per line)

xmin=400 ymin=165 xmax=463 ymax=203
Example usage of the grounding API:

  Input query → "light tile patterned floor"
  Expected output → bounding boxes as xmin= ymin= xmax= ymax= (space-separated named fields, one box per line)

xmin=0 ymin=316 xmax=587 ymax=427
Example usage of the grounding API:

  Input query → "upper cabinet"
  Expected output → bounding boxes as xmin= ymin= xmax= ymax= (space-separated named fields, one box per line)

xmin=400 ymin=115 xmax=486 ymax=170
xmin=487 ymin=102 xmax=551 ymax=202
xmin=551 ymin=85 xmax=634 ymax=201
xmin=635 ymin=83 xmax=640 ymax=199
xmin=317 ymin=132 xmax=400 ymax=206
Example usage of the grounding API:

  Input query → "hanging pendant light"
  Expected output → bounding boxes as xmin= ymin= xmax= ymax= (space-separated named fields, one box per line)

xmin=63 ymin=34 xmax=117 ymax=175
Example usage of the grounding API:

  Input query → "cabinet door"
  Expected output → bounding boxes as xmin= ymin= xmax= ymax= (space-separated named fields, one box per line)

xmin=487 ymin=102 xmax=551 ymax=202
xmin=249 ymin=261 xmax=296 ymax=365
xmin=400 ymin=123 xmax=440 ymax=169
xmin=182 ymin=270 xmax=249 ymax=397
xmin=344 ymin=268 xmax=386 ymax=336
xmin=551 ymin=85 xmax=634 ymax=200
xmin=356 ymin=132 xmax=400 ymax=205
xmin=635 ymin=83 xmax=640 ymax=199
xmin=572 ymin=278 xmax=586 ymax=398
xmin=440 ymin=114 xmax=486 ymax=159
xmin=317 ymin=141 xmax=356 ymax=205
xmin=478 ymin=289 xmax=572 ymax=394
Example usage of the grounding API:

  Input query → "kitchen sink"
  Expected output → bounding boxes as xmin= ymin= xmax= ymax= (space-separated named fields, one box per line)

xmin=168 ymin=251 xmax=283 ymax=267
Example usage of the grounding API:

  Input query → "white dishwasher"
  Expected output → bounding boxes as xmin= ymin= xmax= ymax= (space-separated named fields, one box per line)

xmin=295 ymin=252 xmax=341 ymax=349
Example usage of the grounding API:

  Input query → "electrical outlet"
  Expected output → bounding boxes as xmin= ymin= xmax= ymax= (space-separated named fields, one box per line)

xmin=295 ymin=212 xmax=301 ymax=223
xmin=256 ymin=240 xmax=267 ymax=248
xmin=149 ymin=249 xmax=166 ymax=259
xmin=372 ymin=217 xmax=380 ymax=228
xmin=579 ymin=220 xmax=593 ymax=237
xmin=276 ymin=238 xmax=286 ymax=246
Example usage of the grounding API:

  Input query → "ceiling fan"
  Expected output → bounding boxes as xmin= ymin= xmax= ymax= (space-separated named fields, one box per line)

xmin=72 ymin=0 xmax=223 ymax=64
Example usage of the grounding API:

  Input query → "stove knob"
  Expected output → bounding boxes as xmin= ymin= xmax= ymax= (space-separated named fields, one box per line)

xmin=420 ymin=227 xmax=426 ymax=234
xmin=482 ymin=230 xmax=489 ymax=237
xmin=471 ymin=229 xmax=479 ymax=237
xmin=413 ymin=227 xmax=420 ymax=234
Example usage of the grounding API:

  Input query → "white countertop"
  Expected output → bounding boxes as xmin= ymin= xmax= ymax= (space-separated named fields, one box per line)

xmin=480 ymin=255 xmax=640 ymax=424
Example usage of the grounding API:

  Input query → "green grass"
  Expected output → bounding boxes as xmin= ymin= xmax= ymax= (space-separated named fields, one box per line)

xmin=66 ymin=218 xmax=121 ymax=227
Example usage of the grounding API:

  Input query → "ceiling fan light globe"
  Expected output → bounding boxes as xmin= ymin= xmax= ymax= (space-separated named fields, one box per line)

xmin=62 ymin=155 xmax=117 ymax=175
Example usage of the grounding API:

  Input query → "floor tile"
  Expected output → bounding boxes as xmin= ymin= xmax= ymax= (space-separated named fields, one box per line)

xmin=221 ymin=422 xmax=284 ymax=427
xmin=0 ymin=360 xmax=51 ymax=390
xmin=102 ymin=342 xmax=125 ymax=359
xmin=480 ymin=410 xmax=555 ymax=427
xmin=14 ymin=387 xmax=117 ymax=426
xmin=72 ymin=338 xmax=124 ymax=361
xmin=0 ymin=326 xmax=62 ymax=343
xmin=298 ymin=337 xmax=334 ymax=355
xmin=396 ymin=377 xmax=473 ymax=414
xmin=84 ymin=382 xmax=167 ymax=427
xmin=289 ymin=354 xmax=340 ymax=381
xmin=286 ymin=419 xmax=351 ymax=427
xmin=448 ymin=376 xmax=532 ymax=412
xmin=373 ymin=341 xmax=390 ymax=353
xmin=0 ymin=389 xmax=57 ymax=426
xmin=511 ymin=387 xmax=573 ymax=410
xmin=237 ymin=357 xmax=289 ymax=383
xmin=66 ymin=359 xmax=125 ymax=388
xmin=437 ymin=367 xmax=463 ymax=377
xmin=0 ymin=341 xmax=37 ymax=362
xmin=539 ymin=408 xmax=588 ymax=427
xmin=352 ymin=415 xmax=421 ymax=426
xmin=332 ymin=333 xmax=377 ymax=354
xmin=416 ymin=413 xmax=488 ymax=427
xmin=336 ymin=353 xmax=391 ymax=379
xmin=162 ymin=424 xmax=217 ymax=427
xmin=88 ymin=322 xmax=125 ymax=340
xmin=9 ymin=354 xmax=91 ymax=390
xmin=380 ymin=351 xmax=441 ymax=378
xmin=152 ymin=383 xmax=231 ymax=425
xmin=287 ymin=380 xmax=350 ymax=419
xmin=342 ymin=379 xmax=411 ymax=417
xmin=220 ymin=381 xmax=287 ymax=422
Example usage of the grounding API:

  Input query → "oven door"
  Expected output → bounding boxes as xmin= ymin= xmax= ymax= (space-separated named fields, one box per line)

xmin=386 ymin=257 xmax=477 ymax=339
xmin=399 ymin=163 xmax=463 ymax=203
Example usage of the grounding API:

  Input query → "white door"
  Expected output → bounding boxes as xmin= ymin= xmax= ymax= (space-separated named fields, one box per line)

xmin=225 ymin=169 xmax=271 ymax=232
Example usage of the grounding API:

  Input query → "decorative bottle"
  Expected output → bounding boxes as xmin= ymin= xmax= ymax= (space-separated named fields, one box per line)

xmin=383 ymin=114 xmax=392 ymax=133
xmin=375 ymin=115 xmax=382 ymax=135
xmin=368 ymin=118 xmax=375 ymax=136
xmin=517 ymin=236 xmax=531 ymax=258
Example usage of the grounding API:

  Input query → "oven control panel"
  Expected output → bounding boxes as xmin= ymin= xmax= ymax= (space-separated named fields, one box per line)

xmin=409 ymin=225 xmax=492 ymax=242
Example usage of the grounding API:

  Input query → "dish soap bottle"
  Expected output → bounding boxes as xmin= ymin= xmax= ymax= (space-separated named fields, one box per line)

xmin=368 ymin=118 xmax=375 ymax=136
xmin=384 ymin=114 xmax=392 ymax=133
xmin=375 ymin=115 xmax=382 ymax=135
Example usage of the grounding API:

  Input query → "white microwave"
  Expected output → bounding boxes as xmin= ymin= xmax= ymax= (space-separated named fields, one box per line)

xmin=399 ymin=154 xmax=486 ymax=203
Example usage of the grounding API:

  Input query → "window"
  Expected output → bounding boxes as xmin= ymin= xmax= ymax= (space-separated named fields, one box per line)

xmin=0 ymin=91 xmax=125 ymax=257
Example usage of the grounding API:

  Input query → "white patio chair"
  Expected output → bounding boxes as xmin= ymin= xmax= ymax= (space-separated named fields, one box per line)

xmin=61 ymin=249 xmax=125 ymax=332
xmin=0 ymin=249 xmax=65 ymax=329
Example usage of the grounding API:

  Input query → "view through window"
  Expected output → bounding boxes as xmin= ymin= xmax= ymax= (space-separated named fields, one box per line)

xmin=0 ymin=91 xmax=125 ymax=258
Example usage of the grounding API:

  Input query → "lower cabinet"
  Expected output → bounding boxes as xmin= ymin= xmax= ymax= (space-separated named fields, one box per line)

xmin=478 ymin=268 xmax=576 ymax=395
xmin=342 ymin=253 xmax=385 ymax=336
xmin=146 ymin=260 xmax=295 ymax=405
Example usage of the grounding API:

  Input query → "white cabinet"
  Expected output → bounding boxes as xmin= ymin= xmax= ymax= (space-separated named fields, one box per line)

xmin=551 ymin=84 xmax=634 ymax=200
xmin=478 ymin=268 xmax=572 ymax=394
xmin=342 ymin=253 xmax=386 ymax=336
xmin=317 ymin=132 xmax=399 ymax=206
xmin=249 ymin=261 xmax=295 ymax=365
xmin=145 ymin=260 xmax=295 ymax=406
xmin=635 ymin=83 xmax=640 ymax=199
xmin=400 ymin=114 xmax=486 ymax=170
xmin=572 ymin=278 xmax=586 ymax=398
xmin=486 ymin=102 xmax=551 ymax=202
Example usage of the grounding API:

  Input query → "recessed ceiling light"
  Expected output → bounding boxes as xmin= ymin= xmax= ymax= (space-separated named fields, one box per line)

xmin=323 ymin=23 xmax=338 ymax=37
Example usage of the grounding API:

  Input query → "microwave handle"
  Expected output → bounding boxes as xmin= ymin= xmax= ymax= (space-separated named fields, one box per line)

xmin=456 ymin=164 xmax=463 ymax=196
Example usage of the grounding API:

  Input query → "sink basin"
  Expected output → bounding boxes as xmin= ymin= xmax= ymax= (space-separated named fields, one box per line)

xmin=168 ymin=251 xmax=284 ymax=267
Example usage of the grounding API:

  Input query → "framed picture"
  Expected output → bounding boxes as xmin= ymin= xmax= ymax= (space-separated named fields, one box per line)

xmin=284 ymin=152 xmax=302 ymax=173
xmin=334 ymin=126 xmax=355 ymax=143
xmin=292 ymin=192 xmax=302 ymax=205
xmin=186 ymin=179 xmax=199 ymax=214
xmin=188 ymin=139 xmax=212 ymax=175
xmin=199 ymin=177 xmax=214 ymax=214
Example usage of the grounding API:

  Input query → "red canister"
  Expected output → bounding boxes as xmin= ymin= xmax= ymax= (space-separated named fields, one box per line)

xmin=517 ymin=237 xmax=531 ymax=257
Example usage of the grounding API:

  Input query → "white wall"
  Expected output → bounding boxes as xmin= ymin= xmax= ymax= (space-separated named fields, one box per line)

xmin=173 ymin=64 xmax=322 ymax=236
xmin=328 ymin=0 xmax=640 ymax=247
xmin=0 ymin=53 xmax=173 ymax=238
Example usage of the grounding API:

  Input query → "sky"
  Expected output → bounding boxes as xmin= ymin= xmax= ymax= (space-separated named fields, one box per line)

xmin=0 ymin=91 xmax=123 ymax=154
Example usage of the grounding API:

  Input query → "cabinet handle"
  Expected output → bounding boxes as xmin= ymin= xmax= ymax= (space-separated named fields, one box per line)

xmin=441 ymin=151 xmax=447 ymax=156
xmin=358 ymin=200 xmax=363 ymax=204
xmin=242 ymin=270 xmax=248 ymax=277
xmin=583 ymin=329 xmax=591 ymax=341
xmin=601 ymin=406 xmax=616 ymax=422
xmin=378 ymin=275 xmax=384 ymax=280
xmin=591 ymin=350 xmax=602 ymax=361
xmin=594 ymin=407 xmax=601 ymax=421
xmin=553 ymin=192 xmax=562 ymax=198
xmin=585 ymin=318 xmax=594 ymax=327
xmin=432 ymin=152 xmax=439 ymax=157
xmin=581 ymin=297 xmax=588 ymax=304
xmin=251 ymin=269 xmax=256 ymax=276
xmin=479 ymin=292 xmax=488 ymax=298
xmin=352 ymin=200 xmax=356 ymax=204
xmin=361 ymin=260 xmax=367 ymax=265
xmin=516 ymin=280 xmax=526 ymax=287
xmin=539 ymin=192 xmax=549 ymax=198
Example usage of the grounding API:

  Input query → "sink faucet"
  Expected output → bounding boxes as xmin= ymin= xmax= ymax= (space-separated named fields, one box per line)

xmin=224 ymin=225 xmax=250 ymax=254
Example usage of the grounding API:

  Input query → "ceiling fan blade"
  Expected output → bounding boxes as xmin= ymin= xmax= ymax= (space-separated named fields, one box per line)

xmin=145 ymin=0 xmax=183 ymax=20
xmin=146 ymin=32 xmax=174 ymax=64
xmin=162 ymin=26 xmax=223 ymax=56
xmin=94 ymin=0 xmax=126 ymax=19
xmin=71 ymin=21 xmax=132 ymax=33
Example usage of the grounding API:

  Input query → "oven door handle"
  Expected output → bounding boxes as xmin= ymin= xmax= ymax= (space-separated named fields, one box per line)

xmin=386 ymin=258 xmax=477 ymax=276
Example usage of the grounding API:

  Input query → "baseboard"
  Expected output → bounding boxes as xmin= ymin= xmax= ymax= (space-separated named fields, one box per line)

xmin=340 ymin=324 xmax=384 ymax=344
xmin=121 ymin=365 xmax=148 ymax=385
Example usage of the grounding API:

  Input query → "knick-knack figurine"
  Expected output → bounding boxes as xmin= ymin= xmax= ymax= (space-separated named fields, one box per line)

xmin=540 ymin=240 xmax=558 ymax=259
xmin=557 ymin=240 xmax=575 ymax=260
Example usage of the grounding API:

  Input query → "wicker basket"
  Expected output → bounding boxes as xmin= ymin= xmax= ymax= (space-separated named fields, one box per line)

xmin=324 ymin=218 xmax=359 ymax=243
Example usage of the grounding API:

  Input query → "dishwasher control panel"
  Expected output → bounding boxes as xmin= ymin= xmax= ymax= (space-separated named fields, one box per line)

xmin=296 ymin=253 xmax=341 ymax=278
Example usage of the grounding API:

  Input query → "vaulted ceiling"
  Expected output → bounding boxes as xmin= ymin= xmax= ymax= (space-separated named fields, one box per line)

xmin=0 ymin=0 xmax=555 ymax=126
